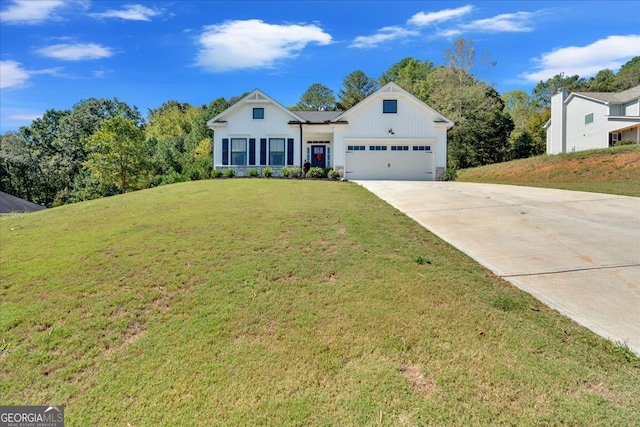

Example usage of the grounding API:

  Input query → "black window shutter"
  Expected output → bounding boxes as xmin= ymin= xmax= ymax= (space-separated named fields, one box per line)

xmin=222 ymin=138 xmax=229 ymax=165
xmin=260 ymin=138 xmax=267 ymax=165
xmin=249 ymin=138 xmax=256 ymax=165
xmin=287 ymin=138 xmax=294 ymax=165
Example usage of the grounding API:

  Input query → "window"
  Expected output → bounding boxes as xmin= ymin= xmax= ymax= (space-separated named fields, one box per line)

xmin=231 ymin=138 xmax=247 ymax=165
xmin=347 ymin=145 xmax=366 ymax=151
xmin=585 ymin=113 xmax=594 ymax=124
xmin=253 ymin=108 xmax=264 ymax=119
xmin=269 ymin=138 xmax=285 ymax=165
xmin=391 ymin=145 xmax=408 ymax=151
xmin=383 ymin=99 xmax=397 ymax=114
xmin=369 ymin=145 xmax=387 ymax=151
xmin=412 ymin=146 xmax=431 ymax=151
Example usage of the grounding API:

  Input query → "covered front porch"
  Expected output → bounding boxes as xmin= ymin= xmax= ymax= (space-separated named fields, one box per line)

xmin=609 ymin=122 xmax=640 ymax=146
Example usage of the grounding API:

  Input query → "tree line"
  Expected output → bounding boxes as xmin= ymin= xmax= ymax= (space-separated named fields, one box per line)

xmin=1 ymin=37 xmax=638 ymax=207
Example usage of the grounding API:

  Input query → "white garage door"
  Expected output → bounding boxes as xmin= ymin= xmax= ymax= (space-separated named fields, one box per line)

xmin=345 ymin=144 xmax=434 ymax=180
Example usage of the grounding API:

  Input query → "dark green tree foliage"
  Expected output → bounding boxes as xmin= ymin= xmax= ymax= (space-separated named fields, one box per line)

xmin=337 ymin=70 xmax=378 ymax=110
xmin=296 ymin=83 xmax=336 ymax=111
xmin=0 ymin=98 xmax=142 ymax=206
xmin=0 ymin=132 xmax=45 ymax=204
xmin=613 ymin=56 xmax=640 ymax=90
xmin=379 ymin=57 xmax=435 ymax=101
xmin=587 ymin=69 xmax=616 ymax=92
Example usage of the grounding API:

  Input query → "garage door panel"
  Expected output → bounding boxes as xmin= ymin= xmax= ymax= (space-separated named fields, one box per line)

xmin=346 ymin=148 xmax=434 ymax=180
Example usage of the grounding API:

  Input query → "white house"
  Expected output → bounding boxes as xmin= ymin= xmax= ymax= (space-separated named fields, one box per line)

xmin=545 ymin=85 xmax=640 ymax=154
xmin=206 ymin=82 xmax=454 ymax=180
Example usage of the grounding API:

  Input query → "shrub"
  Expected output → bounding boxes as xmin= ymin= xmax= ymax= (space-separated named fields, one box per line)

xmin=224 ymin=168 xmax=236 ymax=178
xmin=289 ymin=167 xmax=302 ymax=178
xmin=280 ymin=166 xmax=291 ymax=178
xmin=212 ymin=169 xmax=223 ymax=178
xmin=248 ymin=168 xmax=259 ymax=177
xmin=328 ymin=169 xmax=341 ymax=180
xmin=444 ymin=167 xmax=458 ymax=181
xmin=617 ymin=139 xmax=637 ymax=146
xmin=306 ymin=167 xmax=326 ymax=178
xmin=262 ymin=167 xmax=273 ymax=177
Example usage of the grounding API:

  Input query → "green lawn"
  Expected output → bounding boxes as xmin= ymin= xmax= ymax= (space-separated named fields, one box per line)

xmin=457 ymin=145 xmax=640 ymax=197
xmin=1 ymin=179 xmax=639 ymax=426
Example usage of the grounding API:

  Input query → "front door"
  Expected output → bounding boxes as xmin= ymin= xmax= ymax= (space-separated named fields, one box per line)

xmin=311 ymin=145 xmax=326 ymax=168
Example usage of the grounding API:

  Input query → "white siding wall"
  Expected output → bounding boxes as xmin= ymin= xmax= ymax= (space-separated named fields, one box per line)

xmin=623 ymin=99 xmax=639 ymax=116
xmin=213 ymin=102 xmax=299 ymax=168
xmin=334 ymin=94 xmax=448 ymax=171
xmin=565 ymin=97 xmax=610 ymax=152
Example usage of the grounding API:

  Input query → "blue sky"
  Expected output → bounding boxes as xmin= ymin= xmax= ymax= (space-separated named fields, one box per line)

xmin=1 ymin=0 xmax=638 ymax=133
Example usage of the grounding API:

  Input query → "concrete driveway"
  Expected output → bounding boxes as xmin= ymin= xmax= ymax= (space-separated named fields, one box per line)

xmin=357 ymin=181 xmax=640 ymax=355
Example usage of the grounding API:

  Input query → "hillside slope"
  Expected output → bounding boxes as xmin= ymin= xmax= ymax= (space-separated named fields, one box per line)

xmin=457 ymin=145 xmax=640 ymax=196
xmin=2 ymin=180 xmax=639 ymax=425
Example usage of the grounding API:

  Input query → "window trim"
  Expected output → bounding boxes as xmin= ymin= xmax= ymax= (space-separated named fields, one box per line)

xmin=584 ymin=112 xmax=594 ymax=125
xmin=253 ymin=107 xmax=264 ymax=120
xmin=383 ymin=99 xmax=397 ymax=114
xmin=231 ymin=138 xmax=247 ymax=165
xmin=268 ymin=138 xmax=285 ymax=166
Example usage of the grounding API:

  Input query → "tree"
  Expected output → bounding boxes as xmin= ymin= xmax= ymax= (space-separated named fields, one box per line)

xmin=337 ymin=70 xmax=378 ymax=110
xmin=0 ymin=132 xmax=45 ymax=204
xmin=587 ymin=69 xmax=616 ymax=92
xmin=614 ymin=56 xmax=640 ymax=90
xmin=84 ymin=116 xmax=147 ymax=193
xmin=532 ymin=74 xmax=588 ymax=107
xmin=379 ymin=57 xmax=435 ymax=102
xmin=502 ymin=90 xmax=539 ymax=133
xmin=296 ymin=83 xmax=336 ymax=111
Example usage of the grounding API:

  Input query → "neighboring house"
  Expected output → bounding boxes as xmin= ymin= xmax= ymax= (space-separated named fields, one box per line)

xmin=0 ymin=192 xmax=46 ymax=214
xmin=206 ymin=82 xmax=454 ymax=180
xmin=545 ymin=85 xmax=640 ymax=154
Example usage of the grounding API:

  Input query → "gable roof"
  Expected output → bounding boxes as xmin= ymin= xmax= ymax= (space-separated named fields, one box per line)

xmin=0 ymin=192 xmax=46 ymax=214
xmin=336 ymin=81 xmax=454 ymax=128
xmin=293 ymin=111 xmax=343 ymax=123
xmin=207 ymin=81 xmax=454 ymax=129
xmin=206 ymin=88 xmax=303 ymax=128
xmin=569 ymin=84 xmax=640 ymax=105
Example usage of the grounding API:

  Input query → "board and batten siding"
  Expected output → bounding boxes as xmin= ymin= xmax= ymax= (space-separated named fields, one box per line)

xmin=214 ymin=102 xmax=299 ymax=167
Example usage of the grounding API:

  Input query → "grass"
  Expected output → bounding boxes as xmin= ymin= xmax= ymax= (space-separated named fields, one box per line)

xmin=457 ymin=145 xmax=640 ymax=196
xmin=1 ymin=179 xmax=639 ymax=426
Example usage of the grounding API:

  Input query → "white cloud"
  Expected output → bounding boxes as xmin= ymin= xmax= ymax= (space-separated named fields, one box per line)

xmin=195 ymin=19 xmax=332 ymax=72
xmin=0 ymin=60 xmax=30 ymax=88
xmin=408 ymin=5 xmax=473 ymax=26
xmin=460 ymin=11 xmax=536 ymax=33
xmin=90 ymin=4 xmax=162 ymax=21
xmin=521 ymin=34 xmax=640 ymax=82
xmin=0 ymin=0 xmax=87 ymax=24
xmin=36 ymin=43 xmax=114 ymax=61
xmin=350 ymin=26 xmax=419 ymax=49
xmin=8 ymin=113 xmax=44 ymax=121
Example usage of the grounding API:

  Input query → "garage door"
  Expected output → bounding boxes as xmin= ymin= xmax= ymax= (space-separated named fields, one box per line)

xmin=345 ymin=144 xmax=434 ymax=180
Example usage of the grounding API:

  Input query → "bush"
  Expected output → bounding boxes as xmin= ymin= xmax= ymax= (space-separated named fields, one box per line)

xmin=224 ymin=168 xmax=236 ymax=178
xmin=248 ymin=168 xmax=259 ymax=177
xmin=280 ymin=166 xmax=291 ymax=178
xmin=306 ymin=167 xmax=326 ymax=178
xmin=212 ymin=169 xmax=223 ymax=178
xmin=262 ymin=167 xmax=273 ymax=177
xmin=444 ymin=167 xmax=458 ymax=181
xmin=289 ymin=167 xmax=302 ymax=178
xmin=328 ymin=169 xmax=341 ymax=180
xmin=617 ymin=139 xmax=637 ymax=146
